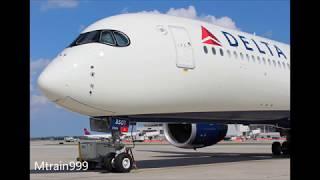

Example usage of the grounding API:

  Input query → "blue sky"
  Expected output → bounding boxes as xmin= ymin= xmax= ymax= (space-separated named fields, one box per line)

xmin=30 ymin=0 xmax=290 ymax=137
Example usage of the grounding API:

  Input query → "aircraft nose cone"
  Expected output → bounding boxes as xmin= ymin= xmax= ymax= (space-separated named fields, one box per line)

xmin=37 ymin=64 xmax=66 ymax=101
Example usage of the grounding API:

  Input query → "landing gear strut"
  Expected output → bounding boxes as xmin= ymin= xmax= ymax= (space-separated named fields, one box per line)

xmin=104 ymin=118 xmax=136 ymax=172
xmin=106 ymin=123 xmax=137 ymax=172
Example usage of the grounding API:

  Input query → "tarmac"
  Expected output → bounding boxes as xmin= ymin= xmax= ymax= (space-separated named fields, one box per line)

xmin=30 ymin=140 xmax=290 ymax=180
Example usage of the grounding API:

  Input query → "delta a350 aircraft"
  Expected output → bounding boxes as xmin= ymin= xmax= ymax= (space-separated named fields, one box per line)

xmin=38 ymin=13 xmax=290 ymax=166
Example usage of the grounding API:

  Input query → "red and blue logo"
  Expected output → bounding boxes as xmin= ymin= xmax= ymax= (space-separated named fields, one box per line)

xmin=201 ymin=26 xmax=221 ymax=46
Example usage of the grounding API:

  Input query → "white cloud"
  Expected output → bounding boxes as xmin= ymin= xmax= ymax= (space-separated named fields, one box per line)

xmin=201 ymin=15 xmax=238 ymax=30
xmin=166 ymin=6 xmax=197 ymax=19
xmin=78 ymin=24 xmax=86 ymax=32
xmin=30 ymin=58 xmax=51 ymax=76
xmin=128 ymin=6 xmax=239 ymax=30
xmin=30 ymin=58 xmax=52 ymax=112
xmin=136 ymin=10 xmax=161 ymax=14
xmin=41 ymin=0 xmax=79 ymax=11
xmin=166 ymin=6 xmax=239 ymax=29
xmin=30 ymin=83 xmax=34 ymax=93
xmin=121 ymin=7 xmax=129 ymax=14
xmin=55 ymin=104 xmax=63 ymax=109
xmin=30 ymin=58 xmax=50 ymax=93
xmin=31 ymin=94 xmax=48 ymax=107
xmin=30 ymin=94 xmax=51 ymax=114
xmin=262 ymin=30 xmax=273 ymax=38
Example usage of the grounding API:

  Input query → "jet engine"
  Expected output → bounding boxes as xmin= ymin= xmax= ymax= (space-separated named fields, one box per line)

xmin=163 ymin=123 xmax=228 ymax=149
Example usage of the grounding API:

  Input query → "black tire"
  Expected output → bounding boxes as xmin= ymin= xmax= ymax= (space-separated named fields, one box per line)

xmin=114 ymin=153 xmax=133 ymax=173
xmin=281 ymin=141 xmax=290 ymax=155
xmin=87 ymin=161 xmax=96 ymax=170
xmin=103 ymin=153 xmax=116 ymax=171
xmin=272 ymin=142 xmax=282 ymax=155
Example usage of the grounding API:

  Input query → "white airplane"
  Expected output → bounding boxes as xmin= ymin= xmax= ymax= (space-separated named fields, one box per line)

xmin=38 ymin=13 xmax=290 ymax=156
xmin=64 ymin=136 xmax=77 ymax=142
xmin=83 ymin=128 xmax=112 ymax=139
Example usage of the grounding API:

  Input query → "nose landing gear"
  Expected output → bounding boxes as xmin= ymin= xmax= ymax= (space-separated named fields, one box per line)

xmin=102 ymin=148 xmax=135 ymax=173
xmin=113 ymin=152 xmax=134 ymax=173
xmin=78 ymin=117 xmax=137 ymax=173
xmin=105 ymin=118 xmax=136 ymax=173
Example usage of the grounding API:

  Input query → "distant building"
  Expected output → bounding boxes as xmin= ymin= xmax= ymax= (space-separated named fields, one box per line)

xmin=226 ymin=124 xmax=250 ymax=137
xmin=249 ymin=125 xmax=280 ymax=138
xmin=249 ymin=125 xmax=277 ymax=133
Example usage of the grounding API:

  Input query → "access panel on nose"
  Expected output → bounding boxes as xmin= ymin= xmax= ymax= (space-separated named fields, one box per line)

xmin=169 ymin=26 xmax=195 ymax=69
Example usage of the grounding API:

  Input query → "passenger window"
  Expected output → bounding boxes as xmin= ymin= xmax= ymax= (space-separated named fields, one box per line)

xmin=251 ymin=55 xmax=255 ymax=63
xmin=100 ymin=31 xmax=115 ymax=45
xmin=220 ymin=48 xmax=224 ymax=56
xmin=246 ymin=54 xmax=250 ymax=61
xmin=240 ymin=52 xmax=244 ymax=59
xmin=203 ymin=46 xmax=208 ymax=54
xmin=227 ymin=50 xmax=231 ymax=57
xmin=113 ymin=31 xmax=130 ymax=46
xmin=234 ymin=51 xmax=238 ymax=59
xmin=257 ymin=57 xmax=261 ymax=64
xmin=273 ymin=60 xmax=276 ymax=67
xmin=287 ymin=63 xmax=290 ymax=69
xmin=278 ymin=61 xmax=282 ymax=68
xmin=212 ymin=47 xmax=216 ymax=55
xmin=262 ymin=57 xmax=266 ymax=65
xmin=268 ymin=59 xmax=271 ymax=66
xmin=282 ymin=62 xmax=286 ymax=69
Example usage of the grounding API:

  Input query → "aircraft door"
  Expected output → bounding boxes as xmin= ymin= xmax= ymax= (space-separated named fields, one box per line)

xmin=168 ymin=26 xmax=195 ymax=69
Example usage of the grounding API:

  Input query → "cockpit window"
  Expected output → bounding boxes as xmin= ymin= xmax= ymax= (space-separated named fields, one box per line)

xmin=68 ymin=29 xmax=130 ymax=48
xmin=77 ymin=31 xmax=100 ymax=45
xmin=100 ymin=31 xmax=116 ymax=45
xmin=113 ymin=31 xmax=130 ymax=47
